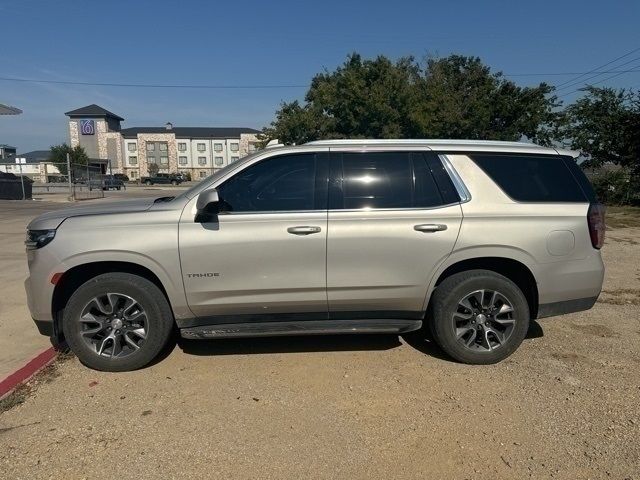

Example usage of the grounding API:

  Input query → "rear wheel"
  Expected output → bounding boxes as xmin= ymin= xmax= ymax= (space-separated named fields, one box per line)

xmin=171 ymin=180 xmax=178 ymax=186
xmin=145 ymin=180 xmax=152 ymax=185
xmin=430 ymin=270 xmax=529 ymax=364
xmin=62 ymin=273 xmax=174 ymax=371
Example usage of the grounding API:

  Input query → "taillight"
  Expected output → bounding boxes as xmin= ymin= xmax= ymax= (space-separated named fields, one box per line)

xmin=587 ymin=203 xmax=606 ymax=249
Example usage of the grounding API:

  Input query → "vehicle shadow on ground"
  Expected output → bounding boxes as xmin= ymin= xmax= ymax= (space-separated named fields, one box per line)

xmin=178 ymin=334 xmax=402 ymax=357
xmin=403 ymin=319 xmax=544 ymax=360
xmin=176 ymin=320 xmax=544 ymax=363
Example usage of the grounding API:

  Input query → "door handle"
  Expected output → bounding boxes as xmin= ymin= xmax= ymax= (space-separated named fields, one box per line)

xmin=414 ymin=224 xmax=448 ymax=233
xmin=287 ymin=226 xmax=322 ymax=235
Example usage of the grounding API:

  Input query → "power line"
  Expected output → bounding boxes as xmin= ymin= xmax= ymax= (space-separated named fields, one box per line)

xmin=0 ymin=77 xmax=309 ymax=89
xmin=558 ymin=69 xmax=640 ymax=99
xmin=504 ymin=68 xmax=640 ymax=77
xmin=554 ymin=46 xmax=640 ymax=89
xmin=1 ymin=67 xmax=639 ymax=91
xmin=555 ymin=56 xmax=640 ymax=93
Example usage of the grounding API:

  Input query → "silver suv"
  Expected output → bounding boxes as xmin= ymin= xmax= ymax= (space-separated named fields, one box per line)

xmin=25 ymin=140 xmax=605 ymax=371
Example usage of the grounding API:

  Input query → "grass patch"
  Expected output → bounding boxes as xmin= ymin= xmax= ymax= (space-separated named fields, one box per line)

xmin=606 ymin=206 xmax=640 ymax=229
xmin=0 ymin=352 xmax=73 ymax=414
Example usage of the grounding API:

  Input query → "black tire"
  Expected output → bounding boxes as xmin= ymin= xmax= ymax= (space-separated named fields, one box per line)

xmin=145 ymin=180 xmax=152 ymax=186
xmin=62 ymin=273 xmax=174 ymax=371
xmin=171 ymin=180 xmax=178 ymax=186
xmin=117 ymin=186 xmax=121 ymax=191
xmin=429 ymin=270 xmax=530 ymax=364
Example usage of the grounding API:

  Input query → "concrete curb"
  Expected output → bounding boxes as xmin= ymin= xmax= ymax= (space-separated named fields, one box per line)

xmin=0 ymin=347 xmax=57 ymax=399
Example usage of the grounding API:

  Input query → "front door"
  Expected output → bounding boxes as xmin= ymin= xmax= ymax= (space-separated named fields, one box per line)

xmin=179 ymin=152 xmax=329 ymax=319
xmin=326 ymin=151 xmax=463 ymax=318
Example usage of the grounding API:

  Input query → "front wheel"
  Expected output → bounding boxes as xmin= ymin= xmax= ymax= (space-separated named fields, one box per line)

xmin=429 ymin=270 xmax=530 ymax=364
xmin=170 ymin=180 xmax=178 ymax=186
xmin=62 ymin=273 xmax=174 ymax=371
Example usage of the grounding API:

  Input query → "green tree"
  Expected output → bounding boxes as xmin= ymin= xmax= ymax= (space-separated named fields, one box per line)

xmin=147 ymin=162 xmax=159 ymax=176
xmin=560 ymin=86 xmax=639 ymax=169
xmin=559 ymin=86 xmax=640 ymax=205
xmin=262 ymin=53 xmax=560 ymax=145
xmin=414 ymin=55 xmax=559 ymax=144
xmin=49 ymin=143 xmax=89 ymax=177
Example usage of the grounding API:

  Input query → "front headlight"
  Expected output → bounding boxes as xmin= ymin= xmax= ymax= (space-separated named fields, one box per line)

xmin=25 ymin=229 xmax=56 ymax=250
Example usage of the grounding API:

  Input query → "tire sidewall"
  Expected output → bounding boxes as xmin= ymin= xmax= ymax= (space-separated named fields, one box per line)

xmin=62 ymin=274 xmax=173 ymax=371
xmin=432 ymin=271 xmax=530 ymax=364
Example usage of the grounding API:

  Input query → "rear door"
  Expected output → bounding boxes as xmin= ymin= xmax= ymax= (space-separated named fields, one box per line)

xmin=326 ymin=150 xmax=463 ymax=318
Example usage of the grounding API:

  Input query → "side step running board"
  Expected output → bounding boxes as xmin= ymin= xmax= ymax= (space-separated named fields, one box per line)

xmin=181 ymin=319 xmax=422 ymax=339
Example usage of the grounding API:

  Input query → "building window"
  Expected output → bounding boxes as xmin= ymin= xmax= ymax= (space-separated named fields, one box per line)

xmin=231 ymin=156 xmax=239 ymax=163
xmin=199 ymin=171 xmax=208 ymax=178
xmin=147 ymin=156 xmax=156 ymax=164
xmin=160 ymin=156 xmax=168 ymax=165
xmin=178 ymin=142 xmax=187 ymax=152
xmin=214 ymin=156 xmax=224 ymax=166
xmin=127 ymin=143 xmax=137 ymax=152
xmin=179 ymin=156 xmax=188 ymax=165
xmin=198 ymin=156 xmax=207 ymax=165
xmin=146 ymin=143 xmax=155 ymax=152
xmin=130 ymin=171 xmax=138 ymax=179
xmin=159 ymin=143 xmax=168 ymax=152
xmin=129 ymin=156 xmax=138 ymax=165
xmin=230 ymin=143 xmax=239 ymax=152
xmin=248 ymin=143 xmax=257 ymax=153
xmin=197 ymin=143 xmax=206 ymax=152
xmin=214 ymin=143 xmax=223 ymax=152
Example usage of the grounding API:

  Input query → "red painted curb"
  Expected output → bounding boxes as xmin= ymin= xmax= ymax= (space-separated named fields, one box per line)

xmin=0 ymin=347 xmax=57 ymax=398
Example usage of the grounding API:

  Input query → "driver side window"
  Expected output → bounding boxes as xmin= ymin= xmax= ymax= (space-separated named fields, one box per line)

xmin=217 ymin=154 xmax=320 ymax=213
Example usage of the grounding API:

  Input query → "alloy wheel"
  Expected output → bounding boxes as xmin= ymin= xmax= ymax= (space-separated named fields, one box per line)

xmin=452 ymin=289 xmax=516 ymax=352
xmin=78 ymin=293 xmax=148 ymax=358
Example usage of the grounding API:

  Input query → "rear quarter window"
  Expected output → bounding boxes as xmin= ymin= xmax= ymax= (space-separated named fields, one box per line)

xmin=470 ymin=153 xmax=588 ymax=202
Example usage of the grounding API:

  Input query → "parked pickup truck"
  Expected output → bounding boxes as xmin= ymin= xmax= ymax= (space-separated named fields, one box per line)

xmin=140 ymin=173 xmax=183 ymax=186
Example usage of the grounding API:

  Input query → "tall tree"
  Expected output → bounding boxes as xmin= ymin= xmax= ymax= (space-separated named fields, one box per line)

xmin=560 ymin=86 xmax=640 ymax=205
xmin=49 ymin=143 xmax=89 ymax=176
xmin=263 ymin=53 xmax=560 ymax=145
xmin=560 ymin=86 xmax=640 ymax=170
xmin=413 ymin=55 xmax=559 ymax=144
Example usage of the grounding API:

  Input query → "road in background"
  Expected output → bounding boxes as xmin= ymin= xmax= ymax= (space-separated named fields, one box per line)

xmin=0 ymin=186 xmax=187 ymax=380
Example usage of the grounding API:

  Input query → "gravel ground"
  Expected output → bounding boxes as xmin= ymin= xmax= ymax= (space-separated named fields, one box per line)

xmin=0 ymin=227 xmax=638 ymax=480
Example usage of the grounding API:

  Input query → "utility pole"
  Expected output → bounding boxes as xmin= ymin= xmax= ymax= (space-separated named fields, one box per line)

xmin=18 ymin=158 xmax=25 ymax=200
xmin=66 ymin=153 xmax=73 ymax=200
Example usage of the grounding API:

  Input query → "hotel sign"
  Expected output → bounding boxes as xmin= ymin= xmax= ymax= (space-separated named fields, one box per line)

xmin=80 ymin=119 xmax=95 ymax=135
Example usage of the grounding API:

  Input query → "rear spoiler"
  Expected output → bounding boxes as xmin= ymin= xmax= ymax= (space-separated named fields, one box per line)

xmin=554 ymin=148 xmax=580 ymax=158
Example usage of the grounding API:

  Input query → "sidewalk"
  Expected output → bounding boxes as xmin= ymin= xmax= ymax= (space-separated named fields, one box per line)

xmin=0 ymin=201 xmax=68 ymax=380
xmin=0 ymin=187 xmax=188 ymax=383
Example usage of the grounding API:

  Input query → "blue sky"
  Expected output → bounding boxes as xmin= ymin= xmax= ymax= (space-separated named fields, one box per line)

xmin=1 ymin=0 xmax=639 ymax=152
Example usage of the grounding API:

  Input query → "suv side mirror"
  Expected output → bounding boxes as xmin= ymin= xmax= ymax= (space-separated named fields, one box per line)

xmin=195 ymin=189 xmax=220 ymax=222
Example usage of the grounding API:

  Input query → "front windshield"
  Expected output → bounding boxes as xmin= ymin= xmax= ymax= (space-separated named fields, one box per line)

xmin=172 ymin=150 xmax=264 ymax=202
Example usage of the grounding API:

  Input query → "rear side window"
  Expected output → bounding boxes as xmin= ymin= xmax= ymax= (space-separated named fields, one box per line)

xmin=330 ymin=152 xmax=454 ymax=210
xmin=470 ymin=154 xmax=588 ymax=202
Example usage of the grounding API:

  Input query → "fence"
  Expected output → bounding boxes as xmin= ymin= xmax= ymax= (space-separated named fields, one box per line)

xmin=70 ymin=163 xmax=105 ymax=200
xmin=0 ymin=159 xmax=106 ymax=200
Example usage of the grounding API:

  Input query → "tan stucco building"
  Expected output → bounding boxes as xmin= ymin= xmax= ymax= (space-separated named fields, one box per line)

xmin=65 ymin=104 xmax=261 ymax=180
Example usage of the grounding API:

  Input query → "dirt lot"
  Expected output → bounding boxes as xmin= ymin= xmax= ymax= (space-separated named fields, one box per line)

xmin=0 ymin=213 xmax=639 ymax=480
